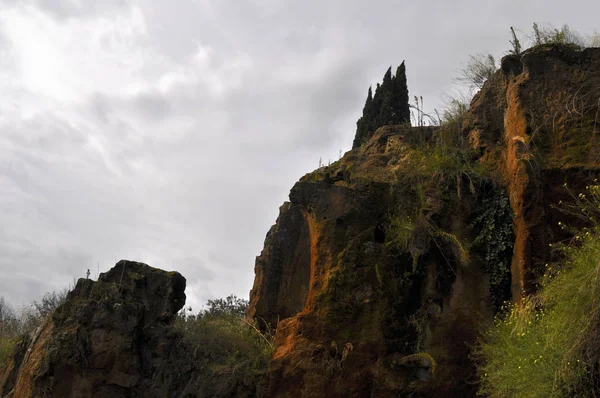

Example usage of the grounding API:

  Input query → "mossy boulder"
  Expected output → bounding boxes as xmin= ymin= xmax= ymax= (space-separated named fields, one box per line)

xmin=0 ymin=260 xmax=190 ymax=398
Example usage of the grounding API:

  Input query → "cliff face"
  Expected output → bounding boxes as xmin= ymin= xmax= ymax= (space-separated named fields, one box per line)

xmin=249 ymin=44 xmax=600 ymax=397
xmin=0 ymin=260 xmax=189 ymax=398
xmin=467 ymin=44 xmax=600 ymax=301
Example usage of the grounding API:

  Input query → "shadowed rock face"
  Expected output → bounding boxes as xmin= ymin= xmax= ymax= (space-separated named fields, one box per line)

xmin=467 ymin=44 xmax=600 ymax=301
xmin=0 ymin=260 xmax=188 ymax=398
xmin=249 ymin=45 xmax=600 ymax=397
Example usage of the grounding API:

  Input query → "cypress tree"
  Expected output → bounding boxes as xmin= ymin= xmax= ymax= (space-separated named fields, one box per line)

xmin=353 ymin=86 xmax=375 ymax=148
xmin=394 ymin=61 xmax=410 ymax=124
xmin=352 ymin=63 xmax=410 ymax=148
xmin=378 ymin=66 xmax=394 ymax=126
xmin=372 ymin=81 xmax=384 ymax=131
xmin=382 ymin=66 xmax=392 ymax=85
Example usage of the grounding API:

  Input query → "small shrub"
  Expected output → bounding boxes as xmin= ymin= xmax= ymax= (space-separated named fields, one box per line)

xmin=532 ymin=23 xmax=586 ymax=48
xmin=441 ymin=96 xmax=469 ymax=129
xmin=455 ymin=53 xmax=497 ymax=90
xmin=589 ymin=32 xmax=600 ymax=47
xmin=173 ymin=296 xmax=274 ymax=397
xmin=32 ymin=290 xmax=68 ymax=319
xmin=386 ymin=214 xmax=467 ymax=274
xmin=508 ymin=26 xmax=523 ymax=55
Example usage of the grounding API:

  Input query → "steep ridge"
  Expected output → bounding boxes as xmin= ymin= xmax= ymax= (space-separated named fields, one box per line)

xmin=249 ymin=44 xmax=600 ymax=397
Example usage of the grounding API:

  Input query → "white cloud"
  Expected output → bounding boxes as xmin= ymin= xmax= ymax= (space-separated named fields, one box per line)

xmin=1 ymin=0 xmax=599 ymax=311
xmin=0 ymin=3 xmax=148 ymax=101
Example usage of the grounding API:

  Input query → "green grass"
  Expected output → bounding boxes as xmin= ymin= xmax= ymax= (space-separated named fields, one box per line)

xmin=475 ymin=183 xmax=600 ymax=397
xmin=0 ymin=336 xmax=17 ymax=368
xmin=404 ymin=142 xmax=482 ymax=185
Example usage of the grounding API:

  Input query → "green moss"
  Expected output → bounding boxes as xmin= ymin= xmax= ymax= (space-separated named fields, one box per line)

xmin=0 ymin=336 xmax=16 ymax=368
xmin=380 ymin=255 xmax=423 ymax=355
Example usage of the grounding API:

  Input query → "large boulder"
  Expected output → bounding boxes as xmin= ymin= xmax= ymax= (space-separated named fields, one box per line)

xmin=0 ymin=260 xmax=188 ymax=398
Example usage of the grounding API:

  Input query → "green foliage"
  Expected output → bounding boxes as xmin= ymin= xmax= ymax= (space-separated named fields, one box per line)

xmin=353 ymin=62 xmax=411 ymax=148
xmin=386 ymin=214 xmax=468 ymax=273
xmin=472 ymin=189 xmax=514 ymax=310
xmin=475 ymin=182 xmax=600 ymax=397
xmin=403 ymin=137 xmax=483 ymax=193
xmin=440 ymin=97 xmax=469 ymax=129
xmin=385 ymin=216 xmax=419 ymax=268
xmin=173 ymin=296 xmax=274 ymax=397
xmin=203 ymin=294 xmax=249 ymax=318
xmin=385 ymin=126 xmax=480 ymax=284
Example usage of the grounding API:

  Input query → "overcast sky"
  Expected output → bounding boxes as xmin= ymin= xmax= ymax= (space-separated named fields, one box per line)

xmin=0 ymin=0 xmax=598 ymax=311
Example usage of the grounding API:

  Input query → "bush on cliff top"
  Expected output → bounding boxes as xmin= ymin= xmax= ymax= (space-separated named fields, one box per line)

xmin=174 ymin=295 xmax=274 ymax=397
xmin=475 ymin=183 xmax=600 ymax=397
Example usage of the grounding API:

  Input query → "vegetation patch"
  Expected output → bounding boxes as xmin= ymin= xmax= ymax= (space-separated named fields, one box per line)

xmin=173 ymin=295 xmax=274 ymax=398
xmin=0 ymin=291 xmax=68 ymax=369
xmin=475 ymin=182 xmax=600 ymax=397
xmin=0 ymin=336 xmax=16 ymax=369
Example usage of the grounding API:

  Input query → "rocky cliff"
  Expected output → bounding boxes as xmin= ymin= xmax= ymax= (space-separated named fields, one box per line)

xmin=248 ymin=44 xmax=600 ymax=397
xmin=0 ymin=260 xmax=189 ymax=398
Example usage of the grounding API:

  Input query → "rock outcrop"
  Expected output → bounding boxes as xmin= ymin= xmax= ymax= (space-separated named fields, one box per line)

xmin=0 ymin=260 xmax=188 ymax=398
xmin=249 ymin=44 xmax=600 ymax=397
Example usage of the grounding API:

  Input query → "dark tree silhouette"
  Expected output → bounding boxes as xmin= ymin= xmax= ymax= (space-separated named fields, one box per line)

xmin=352 ymin=62 xmax=410 ymax=148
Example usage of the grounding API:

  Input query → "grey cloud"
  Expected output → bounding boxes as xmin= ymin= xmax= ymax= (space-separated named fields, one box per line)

xmin=170 ymin=257 xmax=215 ymax=284
xmin=0 ymin=0 xmax=131 ymax=21
xmin=133 ymin=91 xmax=172 ymax=121
xmin=2 ymin=0 xmax=600 ymax=313
xmin=89 ymin=93 xmax=112 ymax=125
